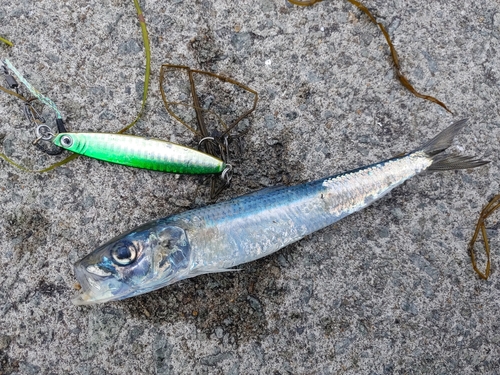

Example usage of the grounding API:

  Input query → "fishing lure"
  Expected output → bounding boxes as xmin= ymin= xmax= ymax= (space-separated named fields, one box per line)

xmin=73 ymin=119 xmax=488 ymax=305
xmin=2 ymin=60 xmax=228 ymax=176
xmin=0 ymin=0 xmax=151 ymax=172
xmin=52 ymin=132 xmax=227 ymax=175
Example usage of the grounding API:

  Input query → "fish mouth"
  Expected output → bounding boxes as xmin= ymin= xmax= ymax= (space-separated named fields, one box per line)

xmin=72 ymin=260 xmax=124 ymax=305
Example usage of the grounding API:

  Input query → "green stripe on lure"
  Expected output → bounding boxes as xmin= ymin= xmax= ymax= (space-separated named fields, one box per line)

xmin=52 ymin=133 xmax=226 ymax=174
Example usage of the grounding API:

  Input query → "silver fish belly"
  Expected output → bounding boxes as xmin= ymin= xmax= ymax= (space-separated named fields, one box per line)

xmin=73 ymin=120 xmax=487 ymax=305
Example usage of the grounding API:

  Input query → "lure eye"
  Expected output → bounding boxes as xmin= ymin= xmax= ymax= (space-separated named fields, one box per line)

xmin=111 ymin=241 xmax=138 ymax=266
xmin=60 ymin=135 xmax=73 ymax=147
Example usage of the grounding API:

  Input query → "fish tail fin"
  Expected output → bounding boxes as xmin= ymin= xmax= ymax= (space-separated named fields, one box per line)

xmin=417 ymin=119 xmax=490 ymax=171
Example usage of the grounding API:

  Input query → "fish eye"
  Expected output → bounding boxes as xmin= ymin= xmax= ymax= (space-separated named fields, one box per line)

xmin=111 ymin=241 xmax=137 ymax=266
xmin=60 ymin=135 xmax=73 ymax=147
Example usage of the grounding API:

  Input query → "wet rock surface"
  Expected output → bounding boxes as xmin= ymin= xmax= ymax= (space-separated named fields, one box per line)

xmin=0 ymin=0 xmax=499 ymax=374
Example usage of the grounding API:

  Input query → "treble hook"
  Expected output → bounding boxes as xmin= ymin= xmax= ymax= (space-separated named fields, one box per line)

xmin=198 ymin=135 xmax=230 ymax=165
xmin=199 ymin=136 xmax=235 ymax=199
xmin=221 ymin=164 xmax=233 ymax=185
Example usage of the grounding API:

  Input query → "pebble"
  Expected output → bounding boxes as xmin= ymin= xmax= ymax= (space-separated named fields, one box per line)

xmin=0 ymin=334 xmax=11 ymax=350
xmin=247 ymin=295 xmax=263 ymax=313
xmin=200 ymin=351 xmax=233 ymax=366
xmin=117 ymin=39 xmax=142 ymax=55
xmin=231 ymin=32 xmax=252 ymax=51
xmin=215 ymin=326 xmax=224 ymax=339
xmin=401 ymin=300 xmax=419 ymax=316
xmin=391 ymin=207 xmax=404 ymax=220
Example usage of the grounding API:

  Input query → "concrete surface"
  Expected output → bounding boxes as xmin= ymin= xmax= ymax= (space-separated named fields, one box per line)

xmin=1 ymin=0 xmax=499 ymax=374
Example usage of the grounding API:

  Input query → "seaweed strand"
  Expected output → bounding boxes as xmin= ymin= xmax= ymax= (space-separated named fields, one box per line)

xmin=0 ymin=36 xmax=13 ymax=47
xmin=468 ymin=194 xmax=500 ymax=279
xmin=159 ymin=64 xmax=258 ymax=198
xmin=119 ymin=0 xmax=151 ymax=134
xmin=287 ymin=0 xmax=323 ymax=5
xmin=287 ymin=0 xmax=453 ymax=113
xmin=346 ymin=0 xmax=452 ymax=113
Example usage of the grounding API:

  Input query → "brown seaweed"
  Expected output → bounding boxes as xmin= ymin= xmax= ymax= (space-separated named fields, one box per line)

xmin=288 ymin=0 xmax=323 ymax=5
xmin=288 ymin=0 xmax=453 ymax=113
xmin=159 ymin=64 xmax=258 ymax=198
xmin=468 ymin=194 xmax=500 ymax=279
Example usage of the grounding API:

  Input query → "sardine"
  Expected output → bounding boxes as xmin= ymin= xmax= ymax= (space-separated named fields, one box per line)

xmin=53 ymin=133 xmax=225 ymax=174
xmin=73 ymin=119 xmax=488 ymax=305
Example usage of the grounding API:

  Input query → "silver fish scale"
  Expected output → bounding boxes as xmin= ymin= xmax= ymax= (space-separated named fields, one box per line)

xmin=181 ymin=152 xmax=432 ymax=272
